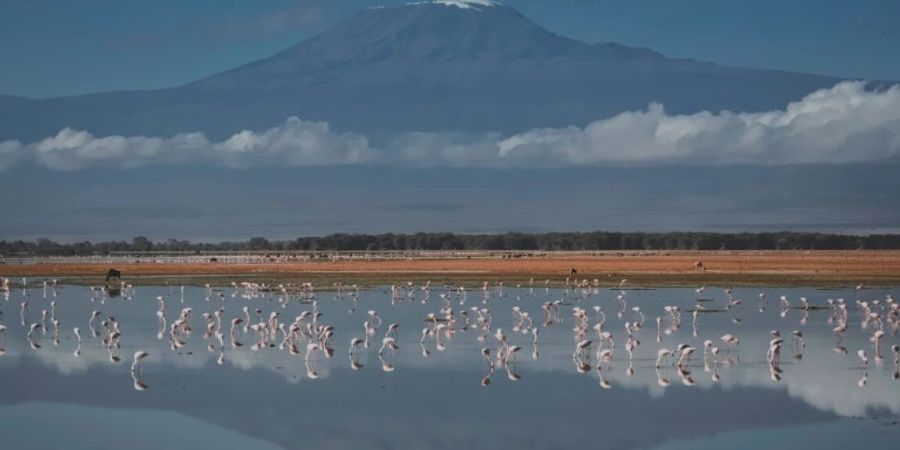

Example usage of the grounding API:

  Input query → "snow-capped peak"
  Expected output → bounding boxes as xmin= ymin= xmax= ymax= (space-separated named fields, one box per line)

xmin=411 ymin=1 xmax=501 ymax=11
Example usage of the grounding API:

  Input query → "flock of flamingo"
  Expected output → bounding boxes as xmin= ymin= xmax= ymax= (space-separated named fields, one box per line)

xmin=1 ymin=276 xmax=898 ymax=391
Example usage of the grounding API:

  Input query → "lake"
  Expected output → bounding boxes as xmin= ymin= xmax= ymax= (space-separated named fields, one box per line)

xmin=0 ymin=282 xmax=897 ymax=449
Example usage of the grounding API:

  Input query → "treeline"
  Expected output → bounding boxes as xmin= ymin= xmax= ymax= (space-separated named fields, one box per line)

xmin=3 ymin=232 xmax=900 ymax=256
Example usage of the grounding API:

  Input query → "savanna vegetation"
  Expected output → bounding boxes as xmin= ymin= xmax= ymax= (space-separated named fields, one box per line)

xmin=3 ymin=232 xmax=900 ymax=256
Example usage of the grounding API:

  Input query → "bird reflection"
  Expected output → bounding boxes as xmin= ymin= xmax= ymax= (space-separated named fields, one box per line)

xmin=677 ymin=366 xmax=695 ymax=386
xmin=481 ymin=366 xmax=494 ymax=387
xmin=132 ymin=373 xmax=148 ymax=391
xmin=1 ymin=280 xmax=895 ymax=399
xmin=597 ymin=363 xmax=612 ymax=389
xmin=656 ymin=367 xmax=670 ymax=387
xmin=379 ymin=353 xmax=395 ymax=372
xmin=349 ymin=353 xmax=364 ymax=371
xmin=0 ymin=324 xmax=7 ymax=355
xmin=505 ymin=365 xmax=521 ymax=381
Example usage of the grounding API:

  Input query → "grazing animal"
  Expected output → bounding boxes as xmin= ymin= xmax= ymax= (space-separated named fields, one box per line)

xmin=693 ymin=261 xmax=705 ymax=272
xmin=105 ymin=268 xmax=122 ymax=282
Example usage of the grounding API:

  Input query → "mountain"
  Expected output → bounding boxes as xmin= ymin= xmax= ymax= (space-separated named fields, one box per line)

xmin=0 ymin=1 xmax=844 ymax=141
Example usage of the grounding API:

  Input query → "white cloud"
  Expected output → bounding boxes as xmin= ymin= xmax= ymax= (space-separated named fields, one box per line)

xmin=21 ymin=117 xmax=374 ymax=171
xmin=32 ymin=128 xmax=209 ymax=171
xmin=497 ymin=81 xmax=900 ymax=165
xmin=211 ymin=117 xmax=374 ymax=168
xmin=389 ymin=131 xmax=502 ymax=166
xmin=2 ymin=81 xmax=899 ymax=170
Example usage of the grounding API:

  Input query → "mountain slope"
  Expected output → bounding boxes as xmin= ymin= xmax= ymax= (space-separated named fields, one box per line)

xmin=1 ymin=1 xmax=843 ymax=141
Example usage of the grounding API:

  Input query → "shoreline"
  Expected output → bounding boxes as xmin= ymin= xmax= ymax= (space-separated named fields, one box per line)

xmin=4 ymin=250 xmax=900 ymax=287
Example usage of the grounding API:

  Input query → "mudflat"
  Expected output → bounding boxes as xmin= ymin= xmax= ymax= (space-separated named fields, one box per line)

xmin=3 ymin=250 xmax=900 ymax=287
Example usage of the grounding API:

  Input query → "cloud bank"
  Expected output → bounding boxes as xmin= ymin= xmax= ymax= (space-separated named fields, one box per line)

xmin=497 ymin=81 xmax=900 ymax=165
xmin=1 ymin=81 xmax=899 ymax=171
xmin=3 ymin=117 xmax=374 ymax=171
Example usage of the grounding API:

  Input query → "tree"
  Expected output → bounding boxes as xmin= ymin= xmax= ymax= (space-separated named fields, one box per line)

xmin=248 ymin=237 xmax=271 ymax=251
xmin=132 ymin=236 xmax=152 ymax=252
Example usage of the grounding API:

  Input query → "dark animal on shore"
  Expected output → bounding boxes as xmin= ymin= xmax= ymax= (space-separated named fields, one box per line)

xmin=209 ymin=258 xmax=219 ymax=263
xmin=105 ymin=268 xmax=121 ymax=282
xmin=570 ymin=267 xmax=577 ymax=277
xmin=694 ymin=261 xmax=706 ymax=272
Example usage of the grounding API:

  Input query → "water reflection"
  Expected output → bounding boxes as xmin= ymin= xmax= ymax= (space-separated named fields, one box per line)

xmin=0 ymin=282 xmax=898 ymax=449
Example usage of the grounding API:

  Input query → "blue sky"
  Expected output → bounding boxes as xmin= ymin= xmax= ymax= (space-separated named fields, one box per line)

xmin=2 ymin=0 xmax=899 ymax=98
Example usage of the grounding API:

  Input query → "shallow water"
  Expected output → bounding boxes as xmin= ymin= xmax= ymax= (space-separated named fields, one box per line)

xmin=0 ymin=282 xmax=898 ymax=449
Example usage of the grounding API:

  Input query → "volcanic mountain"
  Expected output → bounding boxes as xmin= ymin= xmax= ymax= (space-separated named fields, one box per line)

xmin=0 ymin=0 xmax=842 ymax=141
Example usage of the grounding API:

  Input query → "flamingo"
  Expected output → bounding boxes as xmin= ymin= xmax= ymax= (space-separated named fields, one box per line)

xmin=350 ymin=337 xmax=365 ymax=354
xmin=791 ymin=330 xmax=804 ymax=349
xmin=573 ymin=339 xmax=592 ymax=359
xmin=857 ymin=349 xmax=868 ymax=367
xmin=505 ymin=345 xmax=522 ymax=364
xmin=720 ymin=334 xmax=739 ymax=351
xmin=676 ymin=344 xmax=696 ymax=367
xmin=131 ymin=351 xmax=148 ymax=373
xmin=656 ymin=348 xmax=672 ymax=368
xmin=379 ymin=336 xmax=399 ymax=356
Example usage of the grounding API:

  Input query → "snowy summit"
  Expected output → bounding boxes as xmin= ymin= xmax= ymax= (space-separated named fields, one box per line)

xmin=419 ymin=1 xmax=500 ymax=10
